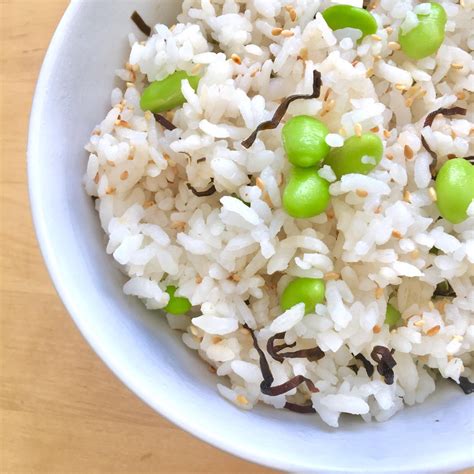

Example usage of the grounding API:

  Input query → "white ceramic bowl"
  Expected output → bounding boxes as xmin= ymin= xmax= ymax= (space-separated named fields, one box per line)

xmin=28 ymin=1 xmax=473 ymax=472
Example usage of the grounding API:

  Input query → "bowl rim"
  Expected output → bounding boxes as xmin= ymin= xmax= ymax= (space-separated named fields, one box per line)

xmin=27 ymin=2 xmax=473 ymax=473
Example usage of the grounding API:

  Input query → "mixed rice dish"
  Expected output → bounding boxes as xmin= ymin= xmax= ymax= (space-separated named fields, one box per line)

xmin=84 ymin=0 xmax=474 ymax=426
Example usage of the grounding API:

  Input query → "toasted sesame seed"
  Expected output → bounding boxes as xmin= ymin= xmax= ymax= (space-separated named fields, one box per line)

xmin=281 ymin=29 xmax=295 ymax=37
xmin=326 ymin=209 xmax=335 ymax=219
xmin=410 ymin=249 xmax=420 ymax=260
xmin=256 ymin=177 xmax=265 ymax=191
xmin=426 ymin=325 xmax=441 ymax=337
xmin=170 ymin=221 xmax=186 ymax=230
xmin=236 ymin=394 xmax=249 ymax=405
xmin=231 ymin=53 xmax=242 ymax=65
xmin=374 ymin=205 xmax=382 ymax=214
xmin=388 ymin=41 xmax=401 ymax=50
xmin=285 ymin=5 xmax=297 ymax=21
xmin=403 ymin=190 xmax=412 ymax=203
xmin=455 ymin=91 xmax=466 ymax=100
xmin=212 ymin=336 xmax=223 ymax=344
xmin=370 ymin=126 xmax=380 ymax=133
xmin=375 ymin=287 xmax=384 ymax=299
xmin=386 ymin=152 xmax=394 ymax=160
xmin=383 ymin=129 xmax=392 ymax=139
xmin=404 ymin=144 xmax=414 ymax=160
xmin=385 ymin=26 xmax=393 ymax=34
xmin=366 ymin=67 xmax=374 ymax=78
xmin=105 ymin=186 xmax=116 ymax=195
xmin=230 ymin=274 xmax=241 ymax=282
xmin=392 ymin=230 xmax=402 ymax=239
xmin=163 ymin=153 xmax=170 ymax=161
xmin=371 ymin=34 xmax=382 ymax=41
xmin=272 ymin=27 xmax=283 ymax=36
xmin=354 ymin=123 xmax=362 ymax=137
xmin=120 ymin=170 xmax=129 ymax=181
xmin=451 ymin=62 xmax=463 ymax=70
xmin=428 ymin=187 xmax=437 ymax=202
xmin=299 ymin=47 xmax=309 ymax=60
xmin=191 ymin=63 xmax=203 ymax=74
xmin=373 ymin=324 xmax=382 ymax=334
xmin=324 ymin=272 xmax=340 ymax=281
xmin=195 ymin=275 xmax=203 ymax=284
xmin=143 ymin=200 xmax=154 ymax=209
xmin=356 ymin=189 xmax=368 ymax=198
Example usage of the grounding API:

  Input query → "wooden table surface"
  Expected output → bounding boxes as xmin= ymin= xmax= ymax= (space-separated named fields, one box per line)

xmin=0 ymin=2 xmax=276 ymax=472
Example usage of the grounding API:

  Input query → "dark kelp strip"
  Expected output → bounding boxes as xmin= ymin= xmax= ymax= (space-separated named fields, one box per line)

xmin=261 ymin=375 xmax=319 ymax=396
xmin=354 ymin=353 xmax=375 ymax=377
xmin=284 ymin=402 xmax=317 ymax=414
xmin=433 ymin=280 xmax=456 ymax=298
xmin=131 ymin=11 xmax=152 ymax=37
xmin=267 ymin=332 xmax=324 ymax=363
xmin=421 ymin=106 xmax=467 ymax=176
xmin=246 ymin=326 xmax=319 ymax=399
xmin=371 ymin=346 xmax=396 ymax=385
xmin=154 ymin=113 xmax=177 ymax=131
xmin=187 ymin=182 xmax=217 ymax=197
xmin=458 ymin=377 xmax=474 ymax=395
xmin=241 ymin=70 xmax=323 ymax=148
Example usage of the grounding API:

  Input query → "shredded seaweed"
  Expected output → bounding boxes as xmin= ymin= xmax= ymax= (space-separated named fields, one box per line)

xmin=458 ymin=377 xmax=474 ymax=395
xmin=354 ymin=353 xmax=375 ymax=377
xmin=284 ymin=402 xmax=317 ymax=414
xmin=267 ymin=332 xmax=324 ymax=364
xmin=197 ymin=157 xmax=206 ymax=163
xmin=131 ymin=11 xmax=152 ymax=37
xmin=246 ymin=326 xmax=319 ymax=397
xmin=433 ymin=280 xmax=456 ymax=298
xmin=371 ymin=346 xmax=396 ymax=385
xmin=261 ymin=375 xmax=319 ymax=396
xmin=186 ymin=182 xmax=217 ymax=197
xmin=153 ymin=113 xmax=177 ymax=131
xmin=241 ymin=70 xmax=323 ymax=148
xmin=421 ymin=106 xmax=467 ymax=176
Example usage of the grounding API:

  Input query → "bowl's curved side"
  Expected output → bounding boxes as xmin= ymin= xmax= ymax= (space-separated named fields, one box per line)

xmin=27 ymin=1 xmax=474 ymax=472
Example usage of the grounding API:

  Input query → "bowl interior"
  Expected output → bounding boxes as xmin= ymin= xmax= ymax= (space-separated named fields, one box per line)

xmin=28 ymin=1 xmax=473 ymax=472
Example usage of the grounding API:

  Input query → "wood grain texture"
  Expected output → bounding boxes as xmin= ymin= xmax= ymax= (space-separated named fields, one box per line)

xmin=0 ymin=2 xmax=275 ymax=472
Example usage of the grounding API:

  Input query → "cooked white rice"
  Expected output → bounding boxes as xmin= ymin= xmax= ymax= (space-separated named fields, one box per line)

xmin=84 ymin=0 xmax=474 ymax=427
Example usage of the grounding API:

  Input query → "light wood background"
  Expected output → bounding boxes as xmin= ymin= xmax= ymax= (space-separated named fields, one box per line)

xmin=0 ymin=1 xmax=276 ymax=472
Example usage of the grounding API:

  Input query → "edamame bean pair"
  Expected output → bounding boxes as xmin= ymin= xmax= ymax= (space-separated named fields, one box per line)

xmin=281 ymin=115 xmax=383 ymax=219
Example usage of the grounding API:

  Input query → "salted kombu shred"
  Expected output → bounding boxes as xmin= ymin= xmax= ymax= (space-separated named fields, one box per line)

xmin=267 ymin=332 xmax=324 ymax=363
xmin=371 ymin=346 xmax=396 ymax=385
xmin=354 ymin=353 xmax=375 ymax=377
xmin=421 ymin=106 xmax=467 ymax=176
xmin=458 ymin=377 xmax=474 ymax=395
xmin=186 ymin=182 xmax=217 ymax=197
xmin=284 ymin=401 xmax=317 ymax=414
xmin=241 ymin=70 xmax=323 ymax=148
xmin=246 ymin=326 xmax=319 ymax=397
xmin=154 ymin=113 xmax=177 ymax=131
xmin=131 ymin=11 xmax=152 ymax=37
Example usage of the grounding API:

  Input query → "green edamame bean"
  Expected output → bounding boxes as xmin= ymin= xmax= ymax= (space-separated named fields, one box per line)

xmin=324 ymin=132 xmax=383 ymax=179
xmin=385 ymin=303 xmax=401 ymax=327
xmin=280 ymin=278 xmax=326 ymax=314
xmin=435 ymin=158 xmax=474 ymax=224
xmin=140 ymin=71 xmax=200 ymax=113
xmin=283 ymin=167 xmax=330 ymax=218
xmin=165 ymin=285 xmax=192 ymax=315
xmin=399 ymin=3 xmax=447 ymax=60
xmin=282 ymin=116 xmax=330 ymax=168
xmin=322 ymin=5 xmax=377 ymax=40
